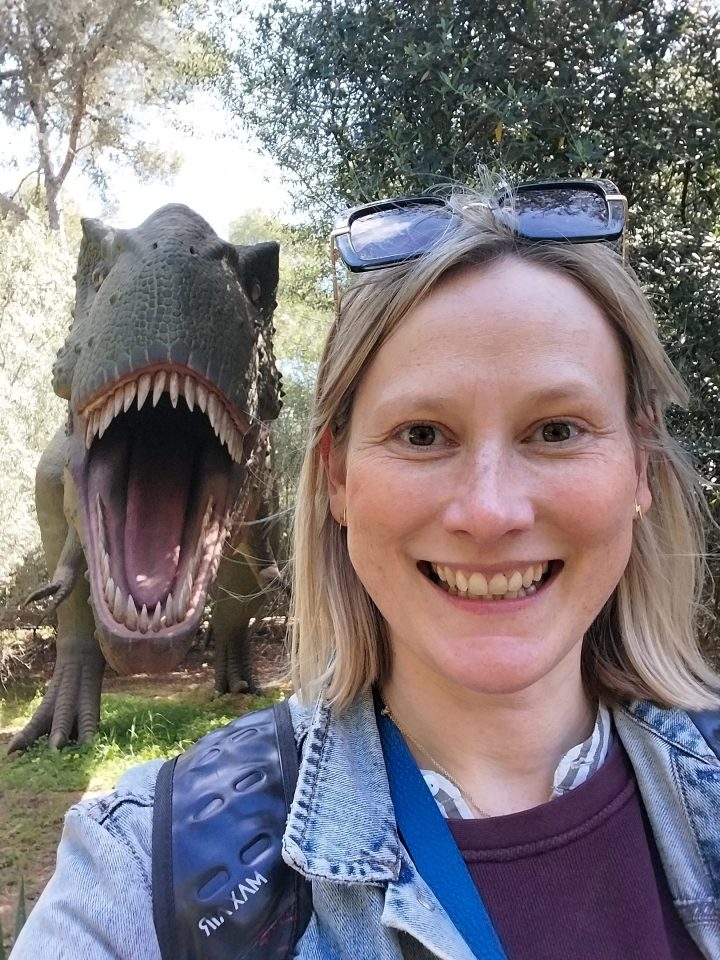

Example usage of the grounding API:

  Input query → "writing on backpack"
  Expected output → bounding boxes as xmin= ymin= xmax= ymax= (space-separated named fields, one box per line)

xmin=197 ymin=871 xmax=269 ymax=937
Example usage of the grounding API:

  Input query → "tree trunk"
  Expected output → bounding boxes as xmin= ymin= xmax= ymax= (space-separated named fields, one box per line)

xmin=45 ymin=179 xmax=62 ymax=232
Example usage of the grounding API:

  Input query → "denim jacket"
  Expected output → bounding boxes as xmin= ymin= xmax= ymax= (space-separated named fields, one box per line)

xmin=10 ymin=693 xmax=720 ymax=960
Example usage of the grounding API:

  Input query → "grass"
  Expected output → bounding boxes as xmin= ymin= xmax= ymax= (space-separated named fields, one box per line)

xmin=0 ymin=678 xmax=282 ymax=952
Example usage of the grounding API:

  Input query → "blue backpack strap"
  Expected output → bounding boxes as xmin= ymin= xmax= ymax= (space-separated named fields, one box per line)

xmin=152 ymin=701 xmax=312 ymax=960
xmin=688 ymin=709 xmax=720 ymax=760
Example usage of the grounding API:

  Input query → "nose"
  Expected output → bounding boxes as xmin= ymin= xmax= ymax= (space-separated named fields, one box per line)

xmin=442 ymin=446 xmax=536 ymax=541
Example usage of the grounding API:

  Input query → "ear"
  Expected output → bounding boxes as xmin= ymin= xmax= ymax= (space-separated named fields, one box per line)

xmin=633 ymin=409 xmax=654 ymax=517
xmin=325 ymin=433 xmax=347 ymax=525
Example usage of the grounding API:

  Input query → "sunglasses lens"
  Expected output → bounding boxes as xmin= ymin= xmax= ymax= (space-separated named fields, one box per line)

xmin=504 ymin=187 xmax=613 ymax=240
xmin=349 ymin=203 xmax=454 ymax=263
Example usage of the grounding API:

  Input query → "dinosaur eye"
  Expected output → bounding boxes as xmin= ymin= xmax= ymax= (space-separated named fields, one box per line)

xmin=250 ymin=281 xmax=262 ymax=304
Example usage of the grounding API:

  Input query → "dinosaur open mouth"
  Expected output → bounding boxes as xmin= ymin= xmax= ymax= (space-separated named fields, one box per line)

xmin=70 ymin=366 xmax=253 ymax=671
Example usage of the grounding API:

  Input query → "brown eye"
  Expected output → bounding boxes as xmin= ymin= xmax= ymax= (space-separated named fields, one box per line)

xmin=404 ymin=424 xmax=438 ymax=446
xmin=541 ymin=421 xmax=576 ymax=442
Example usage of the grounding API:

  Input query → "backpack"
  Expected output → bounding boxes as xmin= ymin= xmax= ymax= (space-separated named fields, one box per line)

xmin=151 ymin=702 xmax=720 ymax=960
xmin=152 ymin=701 xmax=312 ymax=960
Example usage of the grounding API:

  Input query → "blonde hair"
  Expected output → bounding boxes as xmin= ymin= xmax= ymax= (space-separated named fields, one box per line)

xmin=290 ymin=189 xmax=719 ymax=711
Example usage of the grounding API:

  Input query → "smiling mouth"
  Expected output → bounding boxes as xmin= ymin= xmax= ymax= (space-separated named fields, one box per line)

xmin=422 ymin=560 xmax=558 ymax=600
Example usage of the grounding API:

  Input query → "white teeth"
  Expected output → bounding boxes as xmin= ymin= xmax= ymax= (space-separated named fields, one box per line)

xmin=105 ymin=576 xmax=115 ymax=606
xmin=99 ymin=397 xmax=114 ymax=438
xmin=151 ymin=601 xmax=162 ymax=631
xmin=468 ymin=571 xmax=488 ymax=597
xmin=207 ymin=392 xmax=218 ymax=426
xmin=126 ymin=595 xmax=138 ymax=630
xmin=123 ymin=381 xmax=137 ymax=412
xmin=85 ymin=420 xmax=94 ymax=449
xmin=113 ymin=584 xmax=124 ymax=620
xmin=165 ymin=591 xmax=175 ymax=626
xmin=184 ymin=376 xmax=195 ymax=411
xmin=196 ymin=383 xmax=208 ymax=413
xmin=152 ymin=371 xmax=166 ymax=406
xmin=138 ymin=603 xmax=149 ymax=633
xmin=113 ymin=389 xmax=124 ymax=419
xmin=433 ymin=562 xmax=552 ymax=600
xmin=488 ymin=573 xmax=508 ymax=595
xmin=137 ymin=373 xmax=151 ymax=410
xmin=169 ymin=372 xmax=179 ymax=408
xmin=507 ymin=571 xmax=523 ymax=592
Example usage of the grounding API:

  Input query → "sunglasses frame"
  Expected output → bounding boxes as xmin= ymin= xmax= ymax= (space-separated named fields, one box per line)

xmin=330 ymin=179 xmax=628 ymax=313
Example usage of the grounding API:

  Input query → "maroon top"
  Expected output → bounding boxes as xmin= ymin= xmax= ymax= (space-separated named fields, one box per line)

xmin=447 ymin=741 xmax=702 ymax=959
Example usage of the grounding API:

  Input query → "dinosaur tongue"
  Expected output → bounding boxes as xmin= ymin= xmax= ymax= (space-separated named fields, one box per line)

xmin=124 ymin=418 xmax=196 ymax=607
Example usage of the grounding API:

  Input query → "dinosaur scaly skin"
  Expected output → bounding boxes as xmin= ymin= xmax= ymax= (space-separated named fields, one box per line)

xmin=9 ymin=204 xmax=282 ymax=751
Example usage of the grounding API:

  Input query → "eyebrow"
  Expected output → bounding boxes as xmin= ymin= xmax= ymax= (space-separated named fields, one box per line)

xmin=521 ymin=381 xmax=605 ymax=406
xmin=373 ymin=380 xmax=603 ymax=413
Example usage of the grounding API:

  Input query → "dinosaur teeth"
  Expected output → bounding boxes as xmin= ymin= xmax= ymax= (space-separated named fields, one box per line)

xmin=152 ymin=370 xmax=166 ymax=407
xmin=98 ymin=396 xmax=114 ymax=438
xmin=196 ymin=383 xmax=208 ymax=413
xmin=138 ymin=603 xmax=149 ymax=634
xmin=137 ymin=373 xmax=151 ymax=411
xmin=113 ymin=584 xmax=124 ymax=621
xmin=151 ymin=601 xmax=162 ymax=631
xmin=105 ymin=576 xmax=115 ymax=606
xmin=184 ymin=376 xmax=195 ymax=411
xmin=165 ymin=591 xmax=175 ymax=626
xmin=169 ymin=372 xmax=180 ymax=408
xmin=125 ymin=595 xmax=138 ymax=630
xmin=113 ymin=389 xmax=124 ymax=419
xmin=207 ymin=392 xmax=218 ymax=428
xmin=123 ymin=381 xmax=137 ymax=412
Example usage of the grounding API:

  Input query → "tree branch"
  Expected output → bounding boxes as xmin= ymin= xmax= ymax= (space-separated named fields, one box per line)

xmin=0 ymin=192 xmax=29 ymax=221
xmin=55 ymin=61 xmax=88 ymax=188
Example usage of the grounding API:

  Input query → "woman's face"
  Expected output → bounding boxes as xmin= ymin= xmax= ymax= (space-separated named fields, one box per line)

xmin=328 ymin=258 xmax=652 ymax=701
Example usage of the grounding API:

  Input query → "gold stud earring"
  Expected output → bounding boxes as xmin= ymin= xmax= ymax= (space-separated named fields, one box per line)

xmin=342 ymin=506 xmax=347 ymax=526
xmin=634 ymin=501 xmax=644 ymax=521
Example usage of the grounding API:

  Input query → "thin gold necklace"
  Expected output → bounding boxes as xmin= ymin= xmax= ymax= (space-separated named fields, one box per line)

xmin=381 ymin=704 xmax=493 ymax=819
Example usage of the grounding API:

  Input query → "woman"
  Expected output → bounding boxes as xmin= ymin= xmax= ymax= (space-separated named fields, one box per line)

xmin=12 ymin=180 xmax=720 ymax=959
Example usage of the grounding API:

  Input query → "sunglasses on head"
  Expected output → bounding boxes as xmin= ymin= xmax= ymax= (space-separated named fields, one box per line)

xmin=329 ymin=178 xmax=628 ymax=312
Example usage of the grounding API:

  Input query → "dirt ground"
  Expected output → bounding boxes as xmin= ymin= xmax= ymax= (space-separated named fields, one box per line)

xmin=0 ymin=633 xmax=289 ymax=944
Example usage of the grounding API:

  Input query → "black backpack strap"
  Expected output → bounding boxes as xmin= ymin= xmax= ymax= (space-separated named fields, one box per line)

xmin=688 ymin=709 xmax=720 ymax=760
xmin=152 ymin=701 xmax=312 ymax=960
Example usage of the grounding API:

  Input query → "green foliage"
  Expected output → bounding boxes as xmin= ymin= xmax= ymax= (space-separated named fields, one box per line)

xmin=220 ymin=0 xmax=720 ymax=641
xmin=0 ymin=0 xmax=210 ymax=228
xmin=0 ymin=218 xmax=73 ymax=588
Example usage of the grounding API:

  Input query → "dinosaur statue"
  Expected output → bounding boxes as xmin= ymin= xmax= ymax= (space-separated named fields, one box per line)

xmin=9 ymin=204 xmax=284 ymax=752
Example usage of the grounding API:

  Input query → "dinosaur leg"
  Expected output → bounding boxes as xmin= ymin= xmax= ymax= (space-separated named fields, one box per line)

xmin=8 ymin=430 xmax=105 ymax=752
xmin=211 ymin=552 xmax=262 ymax=695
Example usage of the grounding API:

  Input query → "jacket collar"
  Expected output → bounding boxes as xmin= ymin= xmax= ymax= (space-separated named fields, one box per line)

xmin=617 ymin=699 xmax=720 ymax=763
xmin=283 ymin=689 xmax=402 ymax=883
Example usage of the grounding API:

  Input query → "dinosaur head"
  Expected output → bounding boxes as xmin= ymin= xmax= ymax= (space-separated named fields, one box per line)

xmin=57 ymin=204 xmax=282 ymax=674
